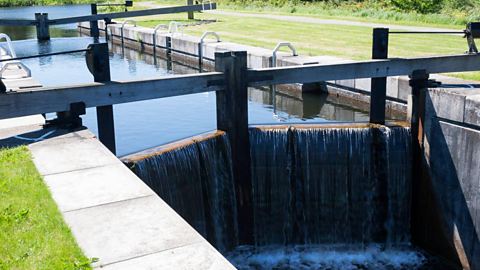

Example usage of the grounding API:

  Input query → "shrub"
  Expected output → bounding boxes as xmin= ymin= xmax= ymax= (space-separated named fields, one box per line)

xmin=388 ymin=0 xmax=443 ymax=14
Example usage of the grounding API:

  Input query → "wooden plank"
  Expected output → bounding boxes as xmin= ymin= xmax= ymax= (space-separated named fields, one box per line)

xmin=370 ymin=28 xmax=389 ymax=124
xmin=215 ymin=51 xmax=254 ymax=246
xmin=0 ymin=72 xmax=224 ymax=120
xmin=90 ymin=43 xmax=116 ymax=155
xmin=0 ymin=20 xmax=37 ymax=26
xmin=48 ymin=4 xmax=216 ymax=25
xmin=35 ymin=13 xmax=50 ymax=40
xmin=247 ymin=53 xmax=480 ymax=87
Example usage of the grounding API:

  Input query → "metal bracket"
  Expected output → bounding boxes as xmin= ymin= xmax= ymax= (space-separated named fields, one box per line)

xmin=44 ymin=102 xmax=86 ymax=129
xmin=465 ymin=22 xmax=480 ymax=54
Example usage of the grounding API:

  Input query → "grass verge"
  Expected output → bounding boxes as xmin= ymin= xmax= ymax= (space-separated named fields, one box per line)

xmin=154 ymin=0 xmax=477 ymax=29
xmin=0 ymin=146 xmax=93 ymax=270
xmin=131 ymin=4 xmax=480 ymax=81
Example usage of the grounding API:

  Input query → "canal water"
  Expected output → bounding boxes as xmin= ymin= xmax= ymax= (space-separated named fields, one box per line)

xmin=0 ymin=4 xmax=455 ymax=270
xmin=0 ymin=4 xmax=404 ymax=156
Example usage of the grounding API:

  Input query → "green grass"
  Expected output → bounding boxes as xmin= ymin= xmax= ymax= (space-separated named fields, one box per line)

xmin=0 ymin=146 xmax=93 ymax=270
xmin=0 ymin=0 xmax=111 ymax=7
xmin=131 ymin=8 xmax=480 ymax=81
xmin=153 ymin=0 xmax=479 ymax=28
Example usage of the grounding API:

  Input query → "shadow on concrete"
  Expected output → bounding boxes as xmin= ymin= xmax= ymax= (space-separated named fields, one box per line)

xmin=0 ymin=126 xmax=88 ymax=149
xmin=412 ymin=93 xmax=480 ymax=270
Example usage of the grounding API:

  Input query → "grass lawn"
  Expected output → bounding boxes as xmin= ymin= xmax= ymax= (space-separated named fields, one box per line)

xmin=0 ymin=146 xmax=93 ymax=270
xmin=153 ymin=0 xmax=475 ymax=29
xmin=131 ymin=4 xmax=480 ymax=81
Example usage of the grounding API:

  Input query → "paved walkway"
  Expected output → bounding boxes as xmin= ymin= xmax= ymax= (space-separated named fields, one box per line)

xmin=138 ymin=1 xmax=461 ymax=33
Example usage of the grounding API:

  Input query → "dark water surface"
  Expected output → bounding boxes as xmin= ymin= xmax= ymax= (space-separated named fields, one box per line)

xmin=0 ymin=4 xmax=404 ymax=157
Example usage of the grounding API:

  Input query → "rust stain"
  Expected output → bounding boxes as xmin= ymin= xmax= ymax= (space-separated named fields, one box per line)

xmin=121 ymin=122 xmax=410 ymax=164
xmin=386 ymin=121 xmax=411 ymax=128
xmin=120 ymin=130 xmax=225 ymax=163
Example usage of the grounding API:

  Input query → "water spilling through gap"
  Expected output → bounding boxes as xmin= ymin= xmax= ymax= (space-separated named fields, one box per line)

xmin=123 ymin=125 xmax=448 ymax=269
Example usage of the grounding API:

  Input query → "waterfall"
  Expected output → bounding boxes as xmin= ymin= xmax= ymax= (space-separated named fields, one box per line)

xmin=126 ymin=125 xmax=425 ymax=269
xmin=249 ymin=126 xmax=412 ymax=246
xmin=130 ymin=133 xmax=238 ymax=253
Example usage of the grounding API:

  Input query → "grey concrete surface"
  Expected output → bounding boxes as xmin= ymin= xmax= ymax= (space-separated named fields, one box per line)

xmin=30 ymin=137 xmax=120 ymax=176
xmin=44 ymin=163 xmax=155 ymax=212
xmin=63 ymin=195 xmax=206 ymax=266
xmin=99 ymin=242 xmax=236 ymax=270
xmin=14 ymin=127 xmax=237 ymax=269
xmin=412 ymin=85 xmax=480 ymax=270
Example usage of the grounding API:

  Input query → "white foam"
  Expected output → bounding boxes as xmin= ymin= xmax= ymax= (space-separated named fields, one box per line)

xmin=226 ymin=244 xmax=428 ymax=270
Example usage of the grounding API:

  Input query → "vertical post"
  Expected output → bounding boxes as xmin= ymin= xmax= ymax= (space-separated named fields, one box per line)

xmin=187 ymin=0 xmax=194 ymax=20
xmin=215 ymin=51 xmax=254 ymax=245
xmin=87 ymin=43 xmax=116 ymax=155
xmin=408 ymin=69 xmax=429 ymax=243
xmin=369 ymin=28 xmax=389 ymax=124
xmin=90 ymin=4 xmax=99 ymax=38
xmin=35 ymin=13 xmax=50 ymax=41
xmin=166 ymin=36 xmax=171 ymax=54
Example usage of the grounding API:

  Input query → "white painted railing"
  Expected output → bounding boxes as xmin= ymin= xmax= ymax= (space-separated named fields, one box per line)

xmin=199 ymin=31 xmax=220 ymax=64
xmin=121 ymin=19 xmax=136 ymax=42
xmin=0 ymin=33 xmax=31 ymax=79
xmin=271 ymin=42 xmax=297 ymax=67
xmin=168 ymin=21 xmax=183 ymax=37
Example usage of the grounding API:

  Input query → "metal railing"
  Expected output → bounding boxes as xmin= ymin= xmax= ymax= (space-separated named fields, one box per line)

xmin=153 ymin=24 xmax=168 ymax=50
xmin=121 ymin=19 xmax=136 ymax=42
xmin=0 ymin=33 xmax=17 ymax=63
xmin=199 ymin=31 xmax=220 ymax=65
xmin=202 ymin=0 xmax=213 ymax=11
xmin=168 ymin=21 xmax=183 ymax=37
xmin=271 ymin=42 xmax=297 ymax=67
xmin=0 ymin=33 xmax=31 ymax=79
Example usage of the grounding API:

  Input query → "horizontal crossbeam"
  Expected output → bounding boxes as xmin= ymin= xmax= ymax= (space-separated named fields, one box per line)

xmin=247 ymin=53 xmax=480 ymax=87
xmin=0 ymin=72 xmax=224 ymax=120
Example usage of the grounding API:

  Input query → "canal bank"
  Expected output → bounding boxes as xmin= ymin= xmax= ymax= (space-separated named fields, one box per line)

xmin=0 ymin=45 xmax=235 ymax=268
xmin=79 ymin=20 xmax=479 ymax=115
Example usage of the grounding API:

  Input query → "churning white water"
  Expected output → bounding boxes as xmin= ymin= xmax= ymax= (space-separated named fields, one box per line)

xmin=226 ymin=244 xmax=427 ymax=270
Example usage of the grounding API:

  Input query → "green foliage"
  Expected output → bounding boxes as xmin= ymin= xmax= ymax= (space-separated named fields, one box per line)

xmin=0 ymin=0 xmax=114 ymax=7
xmin=388 ymin=0 xmax=442 ymax=14
xmin=0 ymin=146 xmax=93 ymax=270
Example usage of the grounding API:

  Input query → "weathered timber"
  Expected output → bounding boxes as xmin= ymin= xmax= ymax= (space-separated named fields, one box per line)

xmin=247 ymin=53 xmax=480 ymax=87
xmin=48 ymin=4 xmax=216 ymax=25
xmin=215 ymin=51 xmax=254 ymax=246
xmin=187 ymin=0 xmax=194 ymax=20
xmin=0 ymin=73 xmax=224 ymax=120
xmin=0 ymin=20 xmax=37 ymax=26
xmin=88 ymin=43 xmax=116 ymax=154
xmin=35 ymin=13 xmax=50 ymax=40
xmin=90 ymin=4 xmax=100 ymax=38
xmin=370 ymin=28 xmax=389 ymax=124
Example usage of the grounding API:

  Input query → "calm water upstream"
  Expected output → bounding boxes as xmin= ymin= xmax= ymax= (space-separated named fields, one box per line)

xmin=0 ymin=4 xmax=404 ymax=157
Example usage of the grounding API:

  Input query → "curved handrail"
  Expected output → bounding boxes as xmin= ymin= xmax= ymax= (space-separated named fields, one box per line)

xmin=153 ymin=24 xmax=168 ymax=49
xmin=121 ymin=19 xmax=136 ymax=42
xmin=271 ymin=42 xmax=297 ymax=67
xmin=167 ymin=21 xmax=183 ymax=37
xmin=199 ymin=31 xmax=220 ymax=65
xmin=0 ymin=33 xmax=17 ymax=65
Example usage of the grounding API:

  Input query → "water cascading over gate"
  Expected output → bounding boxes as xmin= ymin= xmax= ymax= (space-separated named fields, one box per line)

xmin=123 ymin=124 xmax=420 ymax=269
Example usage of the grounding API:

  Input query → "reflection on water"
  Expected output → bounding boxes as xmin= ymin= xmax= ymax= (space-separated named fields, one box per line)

xmin=0 ymin=6 xmax=405 ymax=156
xmin=0 ymin=4 xmax=91 ymax=40
xmin=0 ymin=37 xmax=405 ymax=156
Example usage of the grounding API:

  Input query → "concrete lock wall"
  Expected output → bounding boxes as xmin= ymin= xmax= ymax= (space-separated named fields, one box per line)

xmin=79 ymin=21 xmax=477 ymax=114
xmin=413 ymin=86 xmax=480 ymax=270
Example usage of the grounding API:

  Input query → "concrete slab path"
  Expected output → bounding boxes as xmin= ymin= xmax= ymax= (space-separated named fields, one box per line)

xmin=138 ymin=1 xmax=461 ymax=33
xmin=0 ymin=127 xmax=235 ymax=269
